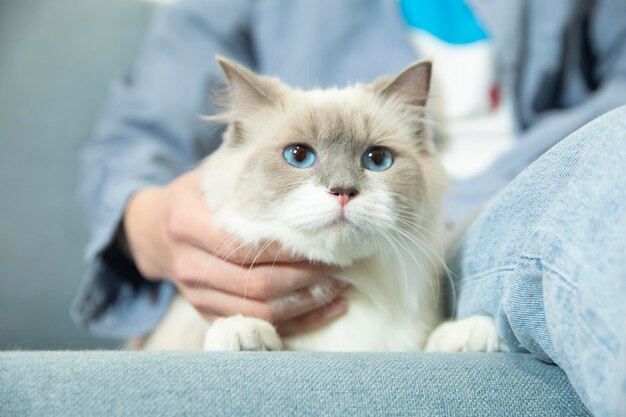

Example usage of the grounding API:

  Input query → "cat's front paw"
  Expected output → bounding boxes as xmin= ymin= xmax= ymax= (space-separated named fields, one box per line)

xmin=203 ymin=315 xmax=283 ymax=351
xmin=425 ymin=315 xmax=507 ymax=353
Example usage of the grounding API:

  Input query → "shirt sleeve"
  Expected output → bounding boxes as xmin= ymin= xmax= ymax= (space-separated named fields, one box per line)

xmin=71 ymin=0 xmax=254 ymax=338
xmin=445 ymin=0 xmax=626 ymax=224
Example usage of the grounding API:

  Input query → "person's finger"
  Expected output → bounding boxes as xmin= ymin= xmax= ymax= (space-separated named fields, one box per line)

xmin=181 ymin=278 xmax=350 ymax=323
xmin=266 ymin=278 xmax=350 ymax=320
xmin=173 ymin=245 xmax=340 ymax=300
xmin=276 ymin=297 xmax=348 ymax=336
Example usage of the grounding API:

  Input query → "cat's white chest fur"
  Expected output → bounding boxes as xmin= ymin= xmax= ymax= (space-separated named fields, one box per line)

xmin=284 ymin=287 xmax=431 ymax=351
xmin=283 ymin=253 xmax=440 ymax=351
xmin=141 ymin=240 xmax=442 ymax=352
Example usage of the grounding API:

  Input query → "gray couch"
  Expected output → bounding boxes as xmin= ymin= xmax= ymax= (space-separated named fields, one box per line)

xmin=0 ymin=1 xmax=590 ymax=415
xmin=0 ymin=352 xmax=589 ymax=416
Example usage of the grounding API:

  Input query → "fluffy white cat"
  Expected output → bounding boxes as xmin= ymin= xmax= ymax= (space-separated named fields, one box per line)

xmin=139 ymin=57 xmax=504 ymax=353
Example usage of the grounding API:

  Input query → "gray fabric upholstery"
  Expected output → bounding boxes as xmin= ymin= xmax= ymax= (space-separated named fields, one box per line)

xmin=0 ymin=352 xmax=591 ymax=416
xmin=0 ymin=0 xmax=150 ymax=349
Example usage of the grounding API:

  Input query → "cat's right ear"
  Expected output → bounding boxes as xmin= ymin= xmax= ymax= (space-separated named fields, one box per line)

xmin=376 ymin=60 xmax=432 ymax=107
xmin=216 ymin=56 xmax=282 ymax=111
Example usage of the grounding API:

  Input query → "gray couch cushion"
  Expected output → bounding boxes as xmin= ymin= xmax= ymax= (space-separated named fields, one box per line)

xmin=0 ymin=351 xmax=590 ymax=416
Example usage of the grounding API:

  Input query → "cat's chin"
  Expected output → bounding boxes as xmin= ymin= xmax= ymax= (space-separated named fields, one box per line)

xmin=280 ymin=226 xmax=378 ymax=267
xmin=213 ymin=208 xmax=377 ymax=266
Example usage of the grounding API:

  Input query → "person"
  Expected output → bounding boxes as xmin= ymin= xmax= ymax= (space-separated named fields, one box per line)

xmin=71 ymin=0 xmax=626 ymax=415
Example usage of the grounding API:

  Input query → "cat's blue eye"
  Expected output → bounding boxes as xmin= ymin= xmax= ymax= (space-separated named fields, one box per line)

xmin=283 ymin=144 xmax=316 ymax=168
xmin=362 ymin=146 xmax=393 ymax=171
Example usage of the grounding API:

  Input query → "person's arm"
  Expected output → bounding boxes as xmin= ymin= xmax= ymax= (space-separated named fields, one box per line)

xmin=122 ymin=170 xmax=349 ymax=337
xmin=72 ymin=0 xmax=259 ymax=337
xmin=446 ymin=0 xmax=626 ymax=224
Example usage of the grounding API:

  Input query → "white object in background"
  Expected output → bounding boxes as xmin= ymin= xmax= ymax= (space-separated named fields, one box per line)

xmin=409 ymin=29 xmax=516 ymax=180
xmin=410 ymin=29 xmax=494 ymax=119
xmin=440 ymin=104 xmax=515 ymax=180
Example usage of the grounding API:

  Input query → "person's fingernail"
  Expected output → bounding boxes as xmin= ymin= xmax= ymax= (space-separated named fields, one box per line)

xmin=324 ymin=298 xmax=348 ymax=319
xmin=337 ymin=280 xmax=351 ymax=289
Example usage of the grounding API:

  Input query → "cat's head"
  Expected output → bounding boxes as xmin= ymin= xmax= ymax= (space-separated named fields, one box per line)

xmin=201 ymin=57 xmax=447 ymax=266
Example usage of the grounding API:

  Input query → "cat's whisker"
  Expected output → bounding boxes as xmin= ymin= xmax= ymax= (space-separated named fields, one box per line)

xmin=358 ymin=201 xmax=448 ymax=249
xmin=196 ymin=239 xmax=252 ymax=300
xmin=382 ymin=215 xmax=458 ymax=314
xmin=195 ymin=233 xmax=243 ymax=290
xmin=393 ymin=213 xmax=459 ymax=311
xmin=395 ymin=204 xmax=444 ymax=231
xmin=196 ymin=231 xmax=274 ymax=295
xmin=376 ymin=227 xmax=409 ymax=310
xmin=395 ymin=215 xmax=446 ymax=252
xmin=376 ymin=219 xmax=441 ymax=307
xmin=240 ymin=238 xmax=278 ymax=311
xmin=354 ymin=202 xmax=445 ymax=250
xmin=355 ymin=200 xmax=439 ymax=229
xmin=356 ymin=205 xmax=451 ymax=312
xmin=362 ymin=221 xmax=409 ymax=307
xmin=212 ymin=234 xmax=251 ymax=261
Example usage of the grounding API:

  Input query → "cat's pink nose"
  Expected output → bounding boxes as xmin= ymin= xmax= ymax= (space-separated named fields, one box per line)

xmin=329 ymin=187 xmax=359 ymax=207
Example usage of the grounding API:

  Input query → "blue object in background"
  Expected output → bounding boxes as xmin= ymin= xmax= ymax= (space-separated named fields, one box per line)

xmin=400 ymin=0 xmax=489 ymax=44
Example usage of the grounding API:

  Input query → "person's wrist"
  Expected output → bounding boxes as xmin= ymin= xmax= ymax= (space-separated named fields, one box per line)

xmin=123 ymin=186 xmax=166 ymax=281
xmin=115 ymin=218 xmax=132 ymax=259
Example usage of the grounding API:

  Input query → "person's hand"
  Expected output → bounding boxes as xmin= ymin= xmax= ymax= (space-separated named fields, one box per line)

xmin=123 ymin=169 xmax=349 ymax=335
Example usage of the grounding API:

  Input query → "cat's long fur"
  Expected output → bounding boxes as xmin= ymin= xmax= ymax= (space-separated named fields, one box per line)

xmin=140 ymin=57 xmax=450 ymax=351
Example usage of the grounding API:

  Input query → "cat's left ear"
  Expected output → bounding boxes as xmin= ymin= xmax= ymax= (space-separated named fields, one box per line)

xmin=376 ymin=60 xmax=432 ymax=107
xmin=216 ymin=55 xmax=283 ymax=111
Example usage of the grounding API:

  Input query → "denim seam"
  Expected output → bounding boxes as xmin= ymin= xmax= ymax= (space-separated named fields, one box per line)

xmin=545 ymin=265 xmax=614 ymax=355
xmin=519 ymin=255 xmax=577 ymax=290
xmin=519 ymin=256 xmax=614 ymax=356
xmin=457 ymin=267 xmax=514 ymax=289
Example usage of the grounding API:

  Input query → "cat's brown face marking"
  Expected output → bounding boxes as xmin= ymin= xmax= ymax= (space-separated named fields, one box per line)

xmin=202 ymin=57 xmax=446 ymax=262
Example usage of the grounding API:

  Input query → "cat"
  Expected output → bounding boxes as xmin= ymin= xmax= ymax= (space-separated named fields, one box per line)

xmin=139 ymin=56 xmax=504 ymax=352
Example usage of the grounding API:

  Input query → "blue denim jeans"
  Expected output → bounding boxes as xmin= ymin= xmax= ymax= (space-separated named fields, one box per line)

xmin=451 ymin=106 xmax=626 ymax=417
